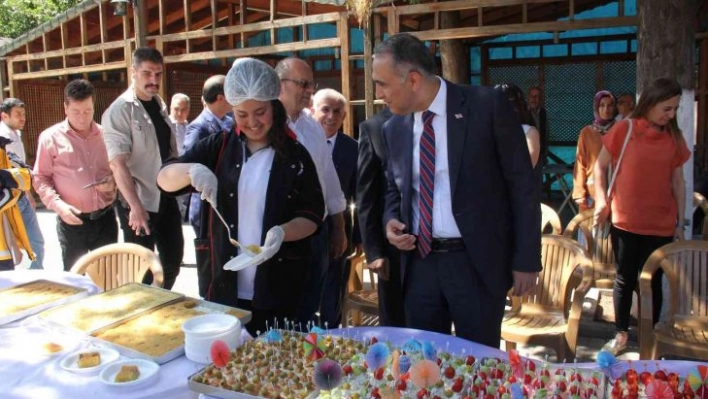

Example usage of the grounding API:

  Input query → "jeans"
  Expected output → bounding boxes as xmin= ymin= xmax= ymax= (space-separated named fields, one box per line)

xmin=18 ymin=195 xmax=44 ymax=270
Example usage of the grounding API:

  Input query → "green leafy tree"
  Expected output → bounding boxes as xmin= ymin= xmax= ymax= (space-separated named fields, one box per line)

xmin=0 ymin=0 xmax=83 ymax=39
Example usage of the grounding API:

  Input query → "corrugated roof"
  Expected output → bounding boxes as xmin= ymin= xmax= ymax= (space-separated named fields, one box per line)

xmin=0 ymin=0 xmax=100 ymax=57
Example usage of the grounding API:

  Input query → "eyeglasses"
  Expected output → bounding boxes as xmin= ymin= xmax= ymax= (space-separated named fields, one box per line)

xmin=281 ymin=78 xmax=318 ymax=91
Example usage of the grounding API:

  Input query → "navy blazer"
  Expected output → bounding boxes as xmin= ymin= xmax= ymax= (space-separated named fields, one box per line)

xmin=330 ymin=132 xmax=360 ymax=245
xmin=184 ymin=109 xmax=234 ymax=236
xmin=383 ymin=82 xmax=542 ymax=294
xmin=357 ymin=108 xmax=393 ymax=262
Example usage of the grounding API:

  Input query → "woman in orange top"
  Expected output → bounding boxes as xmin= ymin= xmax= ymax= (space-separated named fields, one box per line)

xmin=572 ymin=90 xmax=616 ymax=210
xmin=593 ymin=78 xmax=690 ymax=354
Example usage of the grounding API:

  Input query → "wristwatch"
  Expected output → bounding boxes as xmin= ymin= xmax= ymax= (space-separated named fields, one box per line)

xmin=676 ymin=218 xmax=690 ymax=229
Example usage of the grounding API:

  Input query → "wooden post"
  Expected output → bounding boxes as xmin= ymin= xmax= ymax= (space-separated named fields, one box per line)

xmin=339 ymin=12 xmax=352 ymax=136
xmin=440 ymin=12 xmax=468 ymax=84
xmin=184 ymin=0 xmax=191 ymax=52
xmin=135 ymin=0 xmax=148 ymax=48
xmin=364 ymin=15 xmax=374 ymax=120
xmin=636 ymin=0 xmax=699 ymax=246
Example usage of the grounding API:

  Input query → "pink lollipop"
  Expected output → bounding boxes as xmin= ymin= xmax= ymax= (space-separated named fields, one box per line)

xmin=644 ymin=379 xmax=674 ymax=399
xmin=409 ymin=360 xmax=441 ymax=389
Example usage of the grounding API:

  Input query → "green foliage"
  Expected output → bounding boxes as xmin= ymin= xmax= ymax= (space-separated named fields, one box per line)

xmin=0 ymin=0 xmax=83 ymax=39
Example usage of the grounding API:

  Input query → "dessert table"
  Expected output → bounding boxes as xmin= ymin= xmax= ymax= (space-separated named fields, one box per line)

xmin=0 ymin=270 xmax=203 ymax=399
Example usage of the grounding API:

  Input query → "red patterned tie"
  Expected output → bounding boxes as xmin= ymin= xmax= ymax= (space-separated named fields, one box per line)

xmin=418 ymin=110 xmax=435 ymax=258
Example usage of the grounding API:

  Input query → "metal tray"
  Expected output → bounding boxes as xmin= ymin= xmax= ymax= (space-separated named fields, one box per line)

xmin=37 ymin=283 xmax=183 ymax=335
xmin=188 ymin=374 xmax=266 ymax=399
xmin=0 ymin=279 xmax=88 ymax=326
xmin=90 ymin=297 xmax=252 ymax=365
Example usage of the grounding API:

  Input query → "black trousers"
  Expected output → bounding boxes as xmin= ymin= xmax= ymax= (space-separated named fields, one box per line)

xmin=404 ymin=250 xmax=506 ymax=348
xmin=115 ymin=195 xmax=184 ymax=290
xmin=0 ymin=259 xmax=13 ymax=271
xmin=57 ymin=208 xmax=118 ymax=271
xmin=610 ymin=226 xmax=672 ymax=332
xmin=237 ymin=299 xmax=299 ymax=337
xmin=297 ymin=221 xmax=329 ymax=325
xmin=319 ymin=252 xmax=349 ymax=328
xmin=378 ymin=248 xmax=406 ymax=327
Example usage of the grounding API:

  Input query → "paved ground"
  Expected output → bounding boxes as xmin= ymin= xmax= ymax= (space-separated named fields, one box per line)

xmin=20 ymin=206 xmax=639 ymax=363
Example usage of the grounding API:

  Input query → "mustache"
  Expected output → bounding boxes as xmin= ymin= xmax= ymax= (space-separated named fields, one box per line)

xmin=145 ymin=84 xmax=159 ymax=89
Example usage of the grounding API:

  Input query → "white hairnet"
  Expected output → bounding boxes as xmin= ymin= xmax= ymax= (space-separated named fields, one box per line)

xmin=225 ymin=58 xmax=281 ymax=106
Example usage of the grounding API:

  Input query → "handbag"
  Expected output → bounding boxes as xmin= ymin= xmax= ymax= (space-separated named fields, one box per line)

xmin=594 ymin=118 xmax=633 ymax=240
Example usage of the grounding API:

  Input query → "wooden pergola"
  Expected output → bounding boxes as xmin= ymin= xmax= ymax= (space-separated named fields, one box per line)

xmin=0 ymin=0 xmax=705 ymax=166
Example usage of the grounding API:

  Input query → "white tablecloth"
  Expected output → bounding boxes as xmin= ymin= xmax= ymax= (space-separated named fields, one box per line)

xmin=0 ymin=270 xmax=202 ymax=399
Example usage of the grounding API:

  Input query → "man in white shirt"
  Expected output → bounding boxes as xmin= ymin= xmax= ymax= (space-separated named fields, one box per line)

xmin=275 ymin=57 xmax=347 ymax=325
xmin=0 ymin=98 xmax=45 ymax=269
xmin=615 ymin=93 xmax=635 ymax=121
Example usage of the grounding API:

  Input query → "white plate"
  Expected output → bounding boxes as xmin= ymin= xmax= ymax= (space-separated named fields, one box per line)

xmin=60 ymin=347 xmax=120 ymax=374
xmin=222 ymin=252 xmax=265 ymax=272
xmin=99 ymin=359 xmax=159 ymax=387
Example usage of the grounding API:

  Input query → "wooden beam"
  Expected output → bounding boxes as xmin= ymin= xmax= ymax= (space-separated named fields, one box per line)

xmin=99 ymin=2 xmax=107 ymax=65
xmin=569 ymin=0 xmax=575 ymax=20
xmin=10 ymin=41 xmax=128 ymax=62
xmin=159 ymin=0 xmax=165 ymax=35
xmin=271 ymin=0 xmax=276 ymax=46
xmin=163 ymin=38 xmax=340 ymax=63
xmin=155 ymin=12 xmax=341 ymax=42
xmin=410 ymin=16 xmax=638 ymax=41
xmin=13 ymin=61 xmax=127 ymax=80
xmin=211 ymin=0 xmax=218 ymax=50
xmin=44 ymin=32 xmax=50 ymax=71
xmin=80 ymin=14 xmax=88 ymax=66
xmin=7 ymin=60 xmax=14 ymax=97
xmin=339 ymin=13 xmax=352 ymax=135
xmin=377 ymin=0 xmax=559 ymax=16
xmin=240 ymin=0 xmax=246 ymax=48
xmin=387 ymin=8 xmax=399 ymax=35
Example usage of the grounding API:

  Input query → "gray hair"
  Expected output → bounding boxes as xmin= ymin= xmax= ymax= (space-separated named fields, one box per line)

xmin=313 ymin=88 xmax=347 ymax=108
xmin=373 ymin=33 xmax=436 ymax=80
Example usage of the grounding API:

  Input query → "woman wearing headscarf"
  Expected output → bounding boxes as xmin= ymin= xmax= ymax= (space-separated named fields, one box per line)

xmin=158 ymin=58 xmax=324 ymax=335
xmin=593 ymin=78 xmax=690 ymax=354
xmin=572 ymin=90 xmax=616 ymax=211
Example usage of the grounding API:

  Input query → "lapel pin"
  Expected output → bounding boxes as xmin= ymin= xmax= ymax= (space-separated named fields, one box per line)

xmin=455 ymin=113 xmax=463 ymax=119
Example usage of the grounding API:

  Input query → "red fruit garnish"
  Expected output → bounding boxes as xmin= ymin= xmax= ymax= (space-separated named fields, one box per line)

xmin=397 ymin=379 xmax=407 ymax=391
xmin=570 ymin=384 xmax=579 ymax=395
xmin=343 ymin=364 xmax=353 ymax=375
xmin=436 ymin=358 xmax=442 ymax=366
xmin=210 ymin=340 xmax=230 ymax=368
xmin=627 ymin=369 xmax=638 ymax=378
xmin=472 ymin=385 xmax=480 ymax=396
xmin=478 ymin=371 xmax=488 ymax=380
xmin=555 ymin=369 xmax=565 ymax=376
xmin=371 ymin=337 xmax=379 ymax=344
xmin=483 ymin=394 xmax=494 ymax=399
xmin=655 ymin=370 xmax=668 ymax=381
xmin=372 ymin=387 xmax=381 ymax=399
xmin=540 ymin=369 xmax=551 ymax=378
xmin=444 ymin=366 xmax=455 ymax=379
xmin=465 ymin=355 xmax=476 ymax=366
xmin=433 ymin=396 xmax=442 ymax=399
xmin=525 ymin=359 xmax=536 ymax=372
xmin=523 ymin=374 xmax=533 ymax=385
xmin=416 ymin=389 xmax=428 ymax=399
xmin=558 ymin=381 xmax=567 ymax=392
xmin=498 ymin=385 xmax=507 ymax=394
xmin=374 ymin=367 xmax=385 ymax=380
xmin=668 ymin=372 xmax=678 ymax=383
xmin=508 ymin=375 xmax=517 ymax=383
xmin=451 ymin=379 xmax=463 ymax=393
xmin=640 ymin=371 xmax=653 ymax=385
xmin=591 ymin=376 xmax=600 ymax=386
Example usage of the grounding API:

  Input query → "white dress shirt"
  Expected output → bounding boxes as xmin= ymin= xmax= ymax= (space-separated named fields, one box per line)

xmin=411 ymin=78 xmax=462 ymax=238
xmin=170 ymin=117 xmax=188 ymax=156
xmin=326 ymin=133 xmax=338 ymax=155
xmin=0 ymin=122 xmax=26 ymax=162
xmin=289 ymin=111 xmax=346 ymax=216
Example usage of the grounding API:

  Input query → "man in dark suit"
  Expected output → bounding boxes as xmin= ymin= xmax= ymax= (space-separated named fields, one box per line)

xmin=356 ymin=107 xmax=406 ymax=327
xmin=311 ymin=88 xmax=360 ymax=327
xmin=183 ymin=75 xmax=234 ymax=237
xmin=374 ymin=33 xmax=541 ymax=347
xmin=527 ymin=86 xmax=548 ymax=164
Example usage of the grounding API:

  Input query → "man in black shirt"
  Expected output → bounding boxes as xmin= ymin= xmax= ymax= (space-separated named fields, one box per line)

xmin=101 ymin=47 xmax=184 ymax=289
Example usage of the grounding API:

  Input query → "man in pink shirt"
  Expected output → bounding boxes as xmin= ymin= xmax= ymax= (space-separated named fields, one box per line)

xmin=33 ymin=79 xmax=118 ymax=271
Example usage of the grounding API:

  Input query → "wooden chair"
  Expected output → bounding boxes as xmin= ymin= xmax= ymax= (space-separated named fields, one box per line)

xmin=638 ymin=240 xmax=708 ymax=360
xmin=692 ymin=192 xmax=708 ymax=240
xmin=502 ymin=235 xmax=593 ymax=361
xmin=342 ymin=249 xmax=379 ymax=326
xmin=563 ymin=209 xmax=616 ymax=289
xmin=70 ymin=243 xmax=164 ymax=290
xmin=541 ymin=203 xmax=562 ymax=234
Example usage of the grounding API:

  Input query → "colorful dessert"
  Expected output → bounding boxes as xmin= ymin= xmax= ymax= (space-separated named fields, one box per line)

xmin=77 ymin=352 xmax=101 ymax=368
xmin=114 ymin=365 xmax=140 ymax=383
xmin=43 ymin=342 xmax=63 ymax=354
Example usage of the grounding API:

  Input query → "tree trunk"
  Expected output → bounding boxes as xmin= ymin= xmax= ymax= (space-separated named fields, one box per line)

xmin=637 ymin=0 xmax=699 ymax=238
xmin=440 ymin=11 xmax=468 ymax=84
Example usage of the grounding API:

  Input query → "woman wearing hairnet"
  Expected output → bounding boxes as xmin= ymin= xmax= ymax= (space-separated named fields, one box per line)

xmin=158 ymin=58 xmax=324 ymax=336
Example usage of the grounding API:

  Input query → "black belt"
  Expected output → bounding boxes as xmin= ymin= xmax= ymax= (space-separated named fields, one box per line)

xmin=78 ymin=206 xmax=113 ymax=221
xmin=431 ymin=238 xmax=465 ymax=252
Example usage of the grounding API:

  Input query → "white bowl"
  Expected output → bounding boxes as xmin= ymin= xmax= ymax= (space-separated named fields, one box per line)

xmin=183 ymin=314 xmax=241 ymax=364
xmin=182 ymin=314 xmax=240 ymax=337
xmin=59 ymin=347 xmax=120 ymax=375
xmin=99 ymin=359 xmax=159 ymax=387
